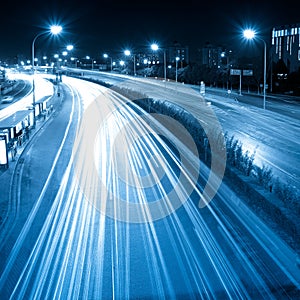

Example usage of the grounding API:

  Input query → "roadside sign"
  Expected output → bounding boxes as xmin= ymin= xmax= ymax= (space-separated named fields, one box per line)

xmin=243 ymin=69 xmax=253 ymax=76
xmin=230 ymin=69 xmax=241 ymax=75
xmin=0 ymin=135 xmax=8 ymax=166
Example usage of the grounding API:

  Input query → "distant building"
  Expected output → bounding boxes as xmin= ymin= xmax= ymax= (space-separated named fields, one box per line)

xmin=271 ymin=23 xmax=300 ymax=74
xmin=197 ymin=42 xmax=234 ymax=69
xmin=167 ymin=41 xmax=189 ymax=67
xmin=136 ymin=41 xmax=189 ymax=69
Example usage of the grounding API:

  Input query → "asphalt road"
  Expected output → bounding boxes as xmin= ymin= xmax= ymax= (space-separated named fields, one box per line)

xmin=0 ymin=76 xmax=299 ymax=299
xmin=0 ymin=78 xmax=32 ymax=108
xmin=70 ymin=70 xmax=300 ymax=189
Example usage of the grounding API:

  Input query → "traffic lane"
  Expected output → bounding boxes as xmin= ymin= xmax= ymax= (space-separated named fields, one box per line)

xmin=0 ymin=79 xmax=31 ymax=107
xmin=0 ymin=77 xmax=118 ymax=298
xmin=201 ymin=87 xmax=300 ymax=119
xmin=4 ymin=153 xmax=298 ymax=298
xmin=63 ymin=67 xmax=128 ymax=86
xmin=66 ymin=72 xmax=300 ymax=188
xmin=210 ymin=97 xmax=300 ymax=187
xmin=61 ymin=90 xmax=298 ymax=297
xmin=0 ymin=81 xmax=81 ymax=296
xmin=1 ymin=86 xmax=298 ymax=298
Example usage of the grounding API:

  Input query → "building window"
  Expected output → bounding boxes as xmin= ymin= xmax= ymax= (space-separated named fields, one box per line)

xmin=279 ymin=37 xmax=282 ymax=59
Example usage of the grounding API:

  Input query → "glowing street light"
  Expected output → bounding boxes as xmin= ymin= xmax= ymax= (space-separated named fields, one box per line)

xmin=151 ymin=43 xmax=166 ymax=82
xmin=50 ymin=25 xmax=63 ymax=35
xmin=86 ymin=55 xmax=96 ymax=70
xmin=31 ymin=25 xmax=62 ymax=126
xmin=124 ymin=49 xmax=131 ymax=56
xmin=124 ymin=49 xmax=136 ymax=76
xmin=61 ymin=45 xmax=74 ymax=66
xmin=175 ymin=56 xmax=180 ymax=82
xmin=66 ymin=44 xmax=74 ymax=51
xmin=32 ymin=25 xmax=62 ymax=69
xmin=243 ymin=28 xmax=267 ymax=109
xmin=103 ymin=53 xmax=113 ymax=71
xmin=70 ymin=57 xmax=78 ymax=68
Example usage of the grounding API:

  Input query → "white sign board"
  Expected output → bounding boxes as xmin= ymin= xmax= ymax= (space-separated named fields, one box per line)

xmin=0 ymin=136 xmax=7 ymax=165
xmin=230 ymin=69 xmax=241 ymax=75
xmin=243 ymin=69 xmax=253 ymax=76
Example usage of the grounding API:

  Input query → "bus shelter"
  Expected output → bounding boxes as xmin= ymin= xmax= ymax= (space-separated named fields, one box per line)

xmin=0 ymin=110 xmax=33 ymax=161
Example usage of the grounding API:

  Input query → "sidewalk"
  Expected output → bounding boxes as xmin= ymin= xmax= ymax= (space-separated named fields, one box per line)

xmin=0 ymin=90 xmax=62 ymax=225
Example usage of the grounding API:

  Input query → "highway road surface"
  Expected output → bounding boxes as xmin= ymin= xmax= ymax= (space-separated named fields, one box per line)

xmin=0 ymin=75 xmax=299 ymax=299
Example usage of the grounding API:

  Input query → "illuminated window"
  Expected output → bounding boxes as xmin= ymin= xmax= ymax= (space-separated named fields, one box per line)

xmin=298 ymin=49 xmax=300 ymax=61
xmin=279 ymin=37 xmax=282 ymax=59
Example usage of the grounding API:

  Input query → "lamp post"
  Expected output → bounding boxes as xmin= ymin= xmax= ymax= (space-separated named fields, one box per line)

xmin=175 ymin=56 xmax=179 ymax=82
xmin=243 ymin=29 xmax=267 ymax=109
xmin=151 ymin=43 xmax=167 ymax=82
xmin=32 ymin=25 xmax=62 ymax=127
xmin=86 ymin=56 xmax=95 ymax=70
xmin=65 ymin=45 xmax=74 ymax=67
xmin=119 ymin=60 xmax=125 ymax=70
xmin=103 ymin=53 xmax=113 ymax=71
xmin=124 ymin=50 xmax=136 ymax=76
xmin=62 ymin=50 xmax=68 ymax=66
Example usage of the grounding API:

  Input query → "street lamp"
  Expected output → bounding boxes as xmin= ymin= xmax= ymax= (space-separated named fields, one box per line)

xmin=243 ymin=29 xmax=267 ymax=109
xmin=124 ymin=50 xmax=136 ymax=76
xmin=103 ymin=53 xmax=113 ymax=71
xmin=119 ymin=60 xmax=125 ymax=69
xmin=65 ymin=45 xmax=74 ymax=66
xmin=151 ymin=43 xmax=167 ymax=82
xmin=86 ymin=56 xmax=95 ymax=70
xmin=70 ymin=57 xmax=78 ymax=68
xmin=31 ymin=25 xmax=62 ymax=126
xmin=66 ymin=44 xmax=74 ymax=51
xmin=175 ymin=56 xmax=180 ymax=82
xmin=62 ymin=51 xmax=68 ymax=66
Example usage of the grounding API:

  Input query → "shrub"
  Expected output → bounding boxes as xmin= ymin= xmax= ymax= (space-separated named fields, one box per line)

xmin=255 ymin=164 xmax=273 ymax=189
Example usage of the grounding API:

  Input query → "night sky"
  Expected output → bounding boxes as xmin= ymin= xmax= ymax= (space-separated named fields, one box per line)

xmin=0 ymin=0 xmax=299 ymax=61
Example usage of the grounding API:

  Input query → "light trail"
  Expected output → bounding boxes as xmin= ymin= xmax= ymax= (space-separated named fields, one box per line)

xmin=0 ymin=76 xmax=298 ymax=299
xmin=0 ymin=73 xmax=54 ymax=121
